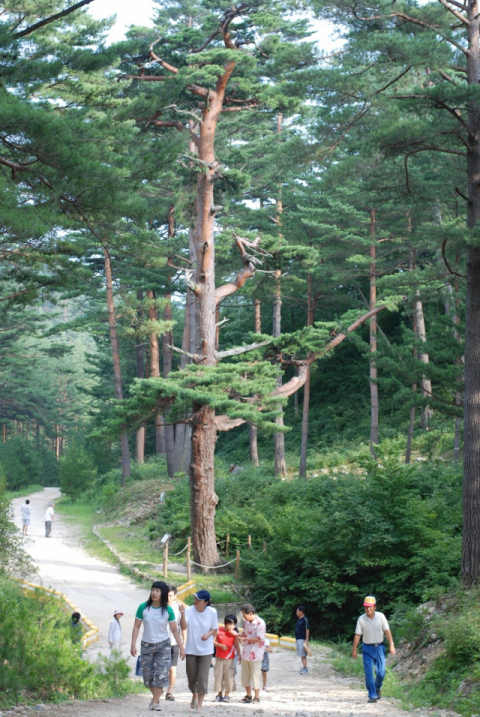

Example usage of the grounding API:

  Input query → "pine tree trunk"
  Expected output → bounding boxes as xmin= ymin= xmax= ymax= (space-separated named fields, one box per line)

xmin=299 ymin=273 xmax=316 ymax=478
xmin=188 ymin=64 xmax=237 ymax=568
xmin=174 ymin=229 xmax=195 ymax=474
xmin=147 ymin=289 xmax=166 ymax=454
xmin=405 ymin=301 xmax=418 ymax=465
xmin=163 ymin=206 xmax=176 ymax=477
xmin=136 ymin=289 xmax=146 ymax=464
xmin=462 ymin=12 xmax=480 ymax=582
xmin=249 ymin=297 xmax=261 ymax=467
xmin=415 ymin=292 xmax=433 ymax=430
xmin=103 ymin=246 xmax=130 ymax=484
xmin=272 ymin=114 xmax=287 ymax=477
xmin=273 ymin=270 xmax=287 ymax=476
xmin=369 ymin=211 xmax=379 ymax=458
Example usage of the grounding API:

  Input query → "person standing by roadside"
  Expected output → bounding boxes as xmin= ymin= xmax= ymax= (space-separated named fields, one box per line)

xmin=295 ymin=605 xmax=310 ymax=674
xmin=44 ymin=502 xmax=54 ymax=537
xmin=108 ymin=608 xmax=123 ymax=653
xmin=179 ymin=590 xmax=218 ymax=715
xmin=352 ymin=595 xmax=396 ymax=703
xmin=21 ymin=499 xmax=31 ymax=535
xmin=131 ymin=581 xmax=185 ymax=712
xmin=238 ymin=603 xmax=266 ymax=705
xmin=165 ymin=584 xmax=185 ymax=702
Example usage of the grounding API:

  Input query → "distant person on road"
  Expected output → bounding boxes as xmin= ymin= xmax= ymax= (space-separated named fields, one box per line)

xmin=179 ymin=590 xmax=218 ymax=715
xmin=44 ymin=502 xmax=54 ymax=537
xmin=70 ymin=611 xmax=83 ymax=644
xmin=108 ymin=608 xmax=123 ymax=653
xmin=295 ymin=605 xmax=310 ymax=674
xmin=213 ymin=613 xmax=241 ymax=702
xmin=352 ymin=595 xmax=396 ymax=703
xmin=166 ymin=584 xmax=185 ymax=701
xmin=238 ymin=603 xmax=266 ymax=705
xmin=21 ymin=499 xmax=31 ymax=535
xmin=131 ymin=581 xmax=185 ymax=712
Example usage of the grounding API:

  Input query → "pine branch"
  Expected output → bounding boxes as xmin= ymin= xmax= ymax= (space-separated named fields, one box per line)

xmin=14 ymin=0 xmax=95 ymax=38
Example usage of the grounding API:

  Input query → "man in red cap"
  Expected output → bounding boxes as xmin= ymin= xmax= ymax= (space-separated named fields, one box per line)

xmin=352 ymin=596 xmax=395 ymax=703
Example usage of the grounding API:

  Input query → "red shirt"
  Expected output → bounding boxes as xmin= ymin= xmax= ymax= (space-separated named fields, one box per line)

xmin=216 ymin=627 xmax=236 ymax=660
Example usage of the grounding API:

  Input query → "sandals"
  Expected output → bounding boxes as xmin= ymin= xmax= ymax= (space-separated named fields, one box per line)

xmin=253 ymin=697 xmax=260 ymax=703
xmin=165 ymin=693 xmax=175 ymax=701
xmin=241 ymin=696 xmax=253 ymax=703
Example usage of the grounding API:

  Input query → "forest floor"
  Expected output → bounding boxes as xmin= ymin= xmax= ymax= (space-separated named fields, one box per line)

xmin=9 ymin=488 xmax=457 ymax=717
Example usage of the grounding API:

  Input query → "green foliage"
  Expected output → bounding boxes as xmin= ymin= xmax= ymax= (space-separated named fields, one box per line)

xmin=59 ymin=441 xmax=97 ymax=503
xmin=0 ymin=438 xmax=50 ymax=491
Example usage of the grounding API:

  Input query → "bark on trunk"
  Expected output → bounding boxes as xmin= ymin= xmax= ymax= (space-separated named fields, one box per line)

xmin=415 ymin=292 xmax=433 ymax=430
xmin=103 ymin=246 xmax=130 ymax=484
xmin=272 ymin=113 xmax=287 ymax=477
xmin=136 ymin=289 xmax=146 ymax=464
xmin=462 ymin=6 xmax=480 ymax=582
xmin=163 ymin=206 xmax=176 ymax=477
xmin=369 ymin=211 xmax=379 ymax=458
xmin=405 ymin=297 xmax=418 ymax=465
xmin=148 ymin=289 xmax=166 ymax=454
xmin=299 ymin=274 xmax=316 ymax=478
xmin=188 ymin=62 xmax=237 ymax=568
xmin=273 ymin=269 xmax=287 ymax=476
xmin=249 ymin=297 xmax=261 ymax=467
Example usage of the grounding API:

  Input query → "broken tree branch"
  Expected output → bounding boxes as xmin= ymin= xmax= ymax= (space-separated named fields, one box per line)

xmin=215 ymin=339 xmax=271 ymax=360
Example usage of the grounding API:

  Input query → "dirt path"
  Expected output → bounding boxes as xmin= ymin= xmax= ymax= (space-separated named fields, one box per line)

xmin=10 ymin=488 xmax=437 ymax=717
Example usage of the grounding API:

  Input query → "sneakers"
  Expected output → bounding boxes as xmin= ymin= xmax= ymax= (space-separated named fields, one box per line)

xmin=222 ymin=696 xmax=230 ymax=702
xmin=215 ymin=696 xmax=223 ymax=702
xmin=368 ymin=698 xmax=378 ymax=703
xmin=150 ymin=703 xmax=162 ymax=711
xmin=262 ymin=686 xmax=268 ymax=691
xmin=299 ymin=667 xmax=309 ymax=675
xmin=376 ymin=689 xmax=382 ymax=700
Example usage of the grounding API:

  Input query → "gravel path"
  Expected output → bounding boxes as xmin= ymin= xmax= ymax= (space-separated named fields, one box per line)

xmin=9 ymin=487 xmax=436 ymax=717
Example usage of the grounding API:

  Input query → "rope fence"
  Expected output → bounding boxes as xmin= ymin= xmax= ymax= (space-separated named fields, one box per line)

xmin=162 ymin=534 xmax=267 ymax=580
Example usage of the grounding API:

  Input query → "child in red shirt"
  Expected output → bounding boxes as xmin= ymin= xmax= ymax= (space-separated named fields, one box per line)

xmin=213 ymin=614 xmax=241 ymax=702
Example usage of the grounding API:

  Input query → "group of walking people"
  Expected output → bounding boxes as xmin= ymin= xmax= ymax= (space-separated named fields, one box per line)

xmin=125 ymin=583 xmax=393 ymax=711
xmin=128 ymin=581 xmax=288 ymax=714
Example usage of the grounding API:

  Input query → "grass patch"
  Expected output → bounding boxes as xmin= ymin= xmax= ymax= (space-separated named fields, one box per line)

xmin=6 ymin=484 xmax=44 ymax=501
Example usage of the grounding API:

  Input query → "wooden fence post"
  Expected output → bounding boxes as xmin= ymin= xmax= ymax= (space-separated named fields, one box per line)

xmin=163 ymin=543 xmax=168 ymax=579
xmin=235 ymin=550 xmax=240 ymax=580
xmin=187 ymin=537 xmax=191 ymax=582
xmin=226 ymin=533 xmax=230 ymax=557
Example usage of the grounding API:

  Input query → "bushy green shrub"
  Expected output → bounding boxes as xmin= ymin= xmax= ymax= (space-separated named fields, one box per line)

xmin=0 ymin=438 xmax=48 ymax=491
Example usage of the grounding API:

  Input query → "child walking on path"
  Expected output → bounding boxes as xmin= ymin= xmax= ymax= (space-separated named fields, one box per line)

xmin=295 ymin=606 xmax=310 ymax=675
xmin=238 ymin=603 xmax=266 ymax=705
xmin=213 ymin=614 xmax=241 ymax=702
xmin=261 ymin=638 xmax=273 ymax=691
xmin=108 ymin=608 xmax=123 ymax=653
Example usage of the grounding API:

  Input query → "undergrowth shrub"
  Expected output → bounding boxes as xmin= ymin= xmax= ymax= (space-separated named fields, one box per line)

xmin=0 ymin=578 xmax=134 ymax=706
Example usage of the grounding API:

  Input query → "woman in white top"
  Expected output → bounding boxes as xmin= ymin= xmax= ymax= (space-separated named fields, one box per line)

xmin=131 ymin=581 xmax=185 ymax=712
xmin=179 ymin=590 xmax=218 ymax=715
xmin=108 ymin=608 xmax=123 ymax=653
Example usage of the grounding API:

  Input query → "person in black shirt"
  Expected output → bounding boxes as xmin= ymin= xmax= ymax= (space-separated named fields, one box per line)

xmin=295 ymin=606 xmax=310 ymax=674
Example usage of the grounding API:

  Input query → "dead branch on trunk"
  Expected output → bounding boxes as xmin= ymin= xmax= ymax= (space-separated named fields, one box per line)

xmin=215 ymin=234 xmax=262 ymax=304
xmin=215 ymin=339 xmax=271 ymax=360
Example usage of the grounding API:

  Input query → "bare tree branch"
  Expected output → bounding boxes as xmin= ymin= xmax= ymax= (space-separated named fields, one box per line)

xmin=215 ymin=340 xmax=271 ymax=360
xmin=215 ymin=234 xmax=261 ymax=304
xmin=14 ymin=0 xmax=94 ymax=38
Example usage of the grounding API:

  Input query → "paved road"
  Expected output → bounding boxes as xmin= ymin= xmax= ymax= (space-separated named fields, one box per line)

xmin=11 ymin=486 xmax=153 ymax=660
xmin=10 ymin=487 xmax=439 ymax=717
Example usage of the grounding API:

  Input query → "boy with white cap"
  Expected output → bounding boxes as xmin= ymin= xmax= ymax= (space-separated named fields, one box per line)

xmin=352 ymin=596 xmax=395 ymax=703
xmin=108 ymin=608 xmax=123 ymax=652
